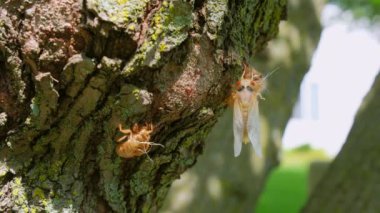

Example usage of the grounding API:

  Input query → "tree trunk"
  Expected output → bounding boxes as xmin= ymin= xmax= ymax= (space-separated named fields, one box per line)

xmin=303 ymin=72 xmax=380 ymax=213
xmin=162 ymin=0 xmax=324 ymax=212
xmin=0 ymin=0 xmax=286 ymax=212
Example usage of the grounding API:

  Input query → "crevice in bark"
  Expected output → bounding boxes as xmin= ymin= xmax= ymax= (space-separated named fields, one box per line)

xmin=137 ymin=0 xmax=163 ymax=47
xmin=194 ymin=0 xmax=206 ymax=10
xmin=0 ymin=171 xmax=14 ymax=188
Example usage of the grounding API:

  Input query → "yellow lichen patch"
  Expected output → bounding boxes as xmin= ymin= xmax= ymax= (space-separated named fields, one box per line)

xmin=116 ymin=0 xmax=128 ymax=5
xmin=109 ymin=15 xmax=118 ymax=22
xmin=159 ymin=43 xmax=167 ymax=52
xmin=121 ymin=10 xmax=129 ymax=21
xmin=14 ymin=177 xmax=22 ymax=185
xmin=152 ymin=34 xmax=158 ymax=41
xmin=132 ymin=89 xmax=140 ymax=100
xmin=22 ymin=205 xmax=29 ymax=212
xmin=169 ymin=2 xmax=174 ymax=11
xmin=32 ymin=188 xmax=46 ymax=200
xmin=32 ymin=188 xmax=49 ymax=207
xmin=154 ymin=16 xmax=161 ymax=25
xmin=89 ymin=0 xmax=148 ymax=27
xmin=162 ymin=1 xmax=169 ymax=7
xmin=12 ymin=188 xmax=20 ymax=197
xmin=11 ymin=177 xmax=28 ymax=208
xmin=128 ymin=24 xmax=136 ymax=31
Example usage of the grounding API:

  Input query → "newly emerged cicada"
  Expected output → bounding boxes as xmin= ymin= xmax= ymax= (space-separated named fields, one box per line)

xmin=231 ymin=63 xmax=266 ymax=157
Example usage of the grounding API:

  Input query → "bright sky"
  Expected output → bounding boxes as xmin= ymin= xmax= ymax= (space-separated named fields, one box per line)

xmin=282 ymin=4 xmax=380 ymax=156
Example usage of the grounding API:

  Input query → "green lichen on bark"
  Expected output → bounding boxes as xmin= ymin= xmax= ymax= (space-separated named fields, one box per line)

xmin=87 ymin=0 xmax=193 ymax=76
xmin=87 ymin=0 xmax=149 ymax=26
xmin=121 ymin=0 xmax=193 ymax=75
xmin=205 ymin=0 xmax=229 ymax=40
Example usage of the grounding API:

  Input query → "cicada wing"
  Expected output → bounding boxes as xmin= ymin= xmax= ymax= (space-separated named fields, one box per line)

xmin=247 ymin=99 xmax=262 ymax=157
xmin=233 ymin=99 xmax=244 ymax=157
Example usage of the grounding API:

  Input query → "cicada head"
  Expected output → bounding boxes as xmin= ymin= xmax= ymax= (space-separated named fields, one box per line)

xmin=234 ymin=63 xmax=265 ymax=106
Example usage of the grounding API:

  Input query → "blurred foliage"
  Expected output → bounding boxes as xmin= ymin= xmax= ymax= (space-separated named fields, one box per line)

xmin=331 ymin=0 xmax=380 ymax=19
xmin=256 ymin=148 xmax=330 ymax=213
xmin=290 ymin=144 xmax=313 ymax=152
xmin=258 ymin=167 xmax=307 ymax=213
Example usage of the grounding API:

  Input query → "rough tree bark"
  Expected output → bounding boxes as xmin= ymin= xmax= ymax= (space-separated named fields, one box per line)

xmin=162 ymin=0 xmax=324 ymax=212
xmin=0 ymin=0 xmax=287 ymax=212
xmin=303 ymin=72 xmax=380 ymax=212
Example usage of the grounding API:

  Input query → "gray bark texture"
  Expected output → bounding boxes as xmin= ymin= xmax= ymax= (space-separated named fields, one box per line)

xmin=0 ymin=0 xmax=287 ymax=212
xmin=303 ymin=72 xmax=380 ymax=212
xmin=162 ymin=0 xmax=324 ymax=212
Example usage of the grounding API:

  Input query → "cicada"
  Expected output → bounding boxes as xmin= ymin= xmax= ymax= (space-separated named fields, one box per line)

xmin=231 ymin=63 xmax=265 ymax=157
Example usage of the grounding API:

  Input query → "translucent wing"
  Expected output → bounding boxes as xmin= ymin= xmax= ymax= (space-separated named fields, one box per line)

xmin=233 ymin=99 xmax=244 ymax=157
xmin=247 ymin=99 xmax=262 ymax=157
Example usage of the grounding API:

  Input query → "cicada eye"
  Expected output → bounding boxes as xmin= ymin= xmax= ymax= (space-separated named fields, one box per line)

xmin=246 ymin=86 xmax=254 ymax=92
xmin=237 ymin=86 xmax=244 ymax=92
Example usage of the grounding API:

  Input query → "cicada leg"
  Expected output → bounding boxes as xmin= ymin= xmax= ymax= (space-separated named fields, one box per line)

xmin=118 ymin=124 xmax=132 ymax=134
xmin=138 ymin=141 xmax=165 ymax=148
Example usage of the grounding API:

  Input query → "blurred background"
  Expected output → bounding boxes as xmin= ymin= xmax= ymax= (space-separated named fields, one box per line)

xmin=162 ymin=0 xmax=380 ymax=212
